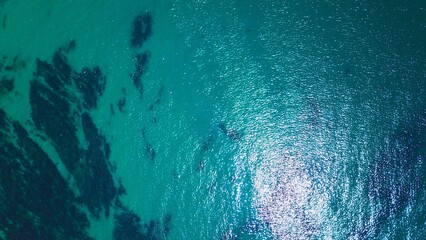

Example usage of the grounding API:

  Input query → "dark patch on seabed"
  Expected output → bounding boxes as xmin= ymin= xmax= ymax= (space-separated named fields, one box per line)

xmin=0 ymin=109 xmax=92 ymax=240
xmin=141 ymin=128 xmax=156 ymax=162
xmin=0 ymin=76 xmax=13 ymax=94
xmin=148 ymin=85 xmax=164 ymax=110
xmin=218 ymin=122 xmax=242 ymax=141
xmin=1 ymin=38 xmax=172 ymax=239
xmin=0 ymin=55 xmax=26 ymax=97
xmin=130 ymin=51 xmax=151 ymax=97
xmin=4 ymin=55 xmax=26 ymax=72
xmin=129 ymin=11 xmax=153 ymax=97
xmin=118 ymin=87 xmax=126 ymax=112
xmin=30 ymin=42 xmax=116 ymax=217
xmin=113 ymin=202 xmax=172 ymax=240
xmin=130 ymin=11 xmax=152 ymax=48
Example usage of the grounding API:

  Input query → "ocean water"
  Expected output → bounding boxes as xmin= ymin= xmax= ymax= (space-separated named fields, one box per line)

xmin=0 ymin=0 xmax=425 ymax=239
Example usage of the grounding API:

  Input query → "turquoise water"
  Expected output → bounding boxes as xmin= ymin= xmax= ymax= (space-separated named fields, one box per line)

xmin=0 ymin=0 xmax=425 ymax=239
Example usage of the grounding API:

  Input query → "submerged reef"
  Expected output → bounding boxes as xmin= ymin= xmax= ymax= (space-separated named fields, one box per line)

xmin=0 ymin=109 xmax=93 ymax=240
xmin=130 ymin=51 xmax=151 ymax=97
xmin=2 ymin=10 xmax=172 ymax=238
xmin=118 ymin=88 xmax=127 ymax=112
xmin=30 ymin=42 xmax=116 ymax=218
xmin=0 ymin=76 xmax=13 ymax=95
xmin=74 ymin=66 xmax=106 ymax=110
xmin=130 ymin=11 xmax=153 ymax=48
xmin=114 ymin=205 xmax=172 ymax=240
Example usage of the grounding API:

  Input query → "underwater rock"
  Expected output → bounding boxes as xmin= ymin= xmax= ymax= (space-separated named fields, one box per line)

xmin=117 ymin=88 xmax=127 ymax=112
xmin=30 ymin=79 xmax=82 ymax=172
xmin=118 ymin=97 xmax=126 ymax=112
xmin=162 ymin=214 xmax=172 ymax=237
xmin=218 ymin=122 xmax=242 ymax=141
xmin=64 ymin=39 xmax=76 ymax=53
xmin=113 ymin=207 xmax=145 ymax=240
xmin=74 ymin=66 xmax=106 ymax=109
xmin=130 ymin=51 xmax=150 ymax=97
xmin=130 ymin=11 xmax=152 ymax=48
xmin=0 ymin=109 xmax=93 ymax=240
xmin=145 ymin=143 xmax=156 ymax=161
xmin=148 ymin=103 xmax=154 ymax=111
xmin=30 ymin=42 xmax=116 ymax=218
xmin=0 ymin=76 xmax=14 ymax=94
xmin=113 ymin=206 xmax=172 ymax=240
xmin=141 ymin=128 xmax=156 ymax=161
xmin=4 ymin=55 xmax=26 ymax=72
xmin=148 ymin=85 xmax=165 ymax=112
xmin=200 ymin=134 xmax=213 ymax=153
xmin=117 ymin=179 xmax=127 ymax=196
xmin=81 ymin=112 xmax=116 ymax=217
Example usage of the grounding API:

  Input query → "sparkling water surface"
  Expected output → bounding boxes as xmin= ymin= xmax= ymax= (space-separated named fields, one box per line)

xmin=0 ymin=0 xmax=425 ymax=239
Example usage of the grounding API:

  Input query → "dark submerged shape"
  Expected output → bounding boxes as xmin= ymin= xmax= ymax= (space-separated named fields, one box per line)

xmin=113 ymin=205 xmax=172 ymax=240
xmin=0 ymin=76 xmax=14 ymax=94
xmin=74 ymin=66 xmax=106 ymax=109
xmin=4 ymin=55 xmax=26 ymax=72
xmin=145 ymin=143 xmax=156 ymax=161
xmin=118 ymin=97 xmax=126 ymax=112
xmin=130 ymin=51 xmax=151 ymax=97
xmin=30 ymin=42 xmax=116 ymax=218
xmin=200 ymin=134 xmax=214 ymax=153
xmin=141 ymin=128 xmax=156 ymax=161
xmin=0 ymin=109 xmax=93 ymax=240
xmin=81 ymin=112 xmax=116 ymax=217
xmin=130 ymin=11 xmax=153 ymax=48
xmin=149 ymin=85 xmax=165 ymax=111
xmin=2 ymin=40 xmax=161 ymax=238
xmin=218 ymin=122 xmax=242 ymax=141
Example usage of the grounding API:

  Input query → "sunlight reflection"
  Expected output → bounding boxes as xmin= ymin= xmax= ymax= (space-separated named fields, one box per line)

xmin=254 ymin=150 xmax=329 ymax=239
